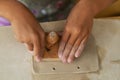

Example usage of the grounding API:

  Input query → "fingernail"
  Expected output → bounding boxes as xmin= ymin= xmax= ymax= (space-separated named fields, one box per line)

xmin=62 ymin=58 xmax=67 ymax=63
xmin=75 ymin=51 xmax=82 ymax=58
xmin=58 ymin=54 xmax=62 ymax=59
xmin=35 ymin=56 xmax=40 ymax=62
xmin=75 ymin=45 xmax=84 ymax=58
xmin=58 ymin=51 xmax=63 ymax=59
xmin=28 ymin=51 xmax=34 ymax=55
xmin=68 ymin=59 xmax=72 ymax=63
xmin=24 ymin=43 xmax=27 ymax=46
xmin=75 ymin=54 xmax=79 ymax=58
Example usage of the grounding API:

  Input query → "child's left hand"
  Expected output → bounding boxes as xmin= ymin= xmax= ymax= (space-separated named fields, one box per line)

xmin=58 ymin=0 xmax=94 ymax=63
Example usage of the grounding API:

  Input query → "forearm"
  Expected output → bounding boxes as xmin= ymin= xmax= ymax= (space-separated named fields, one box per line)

xmin=91 ymin=0 xmax=117 ymax=15
xmin=0 ymin=0 xmax=35 ymax=24
xmin=78 ymin=0 xmax=117 ymax=16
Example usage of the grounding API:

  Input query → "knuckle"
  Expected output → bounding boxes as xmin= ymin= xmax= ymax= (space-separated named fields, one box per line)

xmin=73 ymin=46 xmax=78 ymax=51
xmin=64 ymin=26 xmax=70 ymax=32
xmin=15 ymin=35 xmax=31 ymax=43
xmin=63 ymin=54 xmax=67 ymax=59
xmin=61 ymin=40 xmax=66 ymax=45
xmin=67 ymin=43 xmax=72 ymax=49
xmin=73 ymin=28 xmax=81 ymax=34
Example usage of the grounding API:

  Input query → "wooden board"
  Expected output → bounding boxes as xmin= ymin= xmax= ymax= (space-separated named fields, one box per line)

xmin=32 ymin=21 xmax=99 ymax=75
xmin=33 ymin=35 xmax=99 ymax=74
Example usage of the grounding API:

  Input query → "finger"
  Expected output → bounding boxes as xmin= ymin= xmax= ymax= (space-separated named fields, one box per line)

xmin=75 ymin=36 xmax=88 ymax=58
xmin=67 ymin=52 xmax=75 ymax=63
xmin=26 ymin=43 xmax=33 ymax=51
xmin=24 ymin=43 xmax=34 ymax=55
xmin=40 ymin=33 xmax=45 ymax=58
xmin=57 ymin=31 xmax=63 ymax=36
xmin=33 ymin=37 xmax=42 ymax=62
xmin=58 ymin=31 xmax=70 ymax=59
xmin=67 ymin=36 xmax=83 ymax=63
xmin=62 ymin=34 xmax=78 ymax=63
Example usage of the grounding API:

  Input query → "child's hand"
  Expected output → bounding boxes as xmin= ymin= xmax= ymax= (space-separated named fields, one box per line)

xmin=13 ymin=17 xmax=45 ymax=62
xmin=7 ymin=1 xmax=45 ymax=62
xmin=58 ymin=0 xmax=93 ymax=63
xmin=0 ymin=1 xmax=45 ymax=62
xmin=12 ymin=15 xmax=45 ymax=62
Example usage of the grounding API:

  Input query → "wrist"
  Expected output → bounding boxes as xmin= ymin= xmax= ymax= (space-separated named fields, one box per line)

xmin=76 ymin=0 xmax=95 ymax=18
xmin=79 ymin=0 xmax=117 ymax=17
xmin=0 ymin=1 xmax=19 ymax=22
xmin=0 ymin=1 xmax=35 ymax=25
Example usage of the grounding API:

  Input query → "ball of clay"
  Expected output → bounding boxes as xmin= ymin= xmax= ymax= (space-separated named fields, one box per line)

xmin=46 ymin=31 xmax=59 ymax=48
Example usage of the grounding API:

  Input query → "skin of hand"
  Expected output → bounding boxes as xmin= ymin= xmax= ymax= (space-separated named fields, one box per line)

xmin=0 ymin=0 xmax=117 ymax=63
xmin=58 ymin=0 xmax=117 ymax=63
xmin=12 ymin=11 xmax=45 ymax=62
xmin=0 ymin=1 xmax=45 ymax=62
